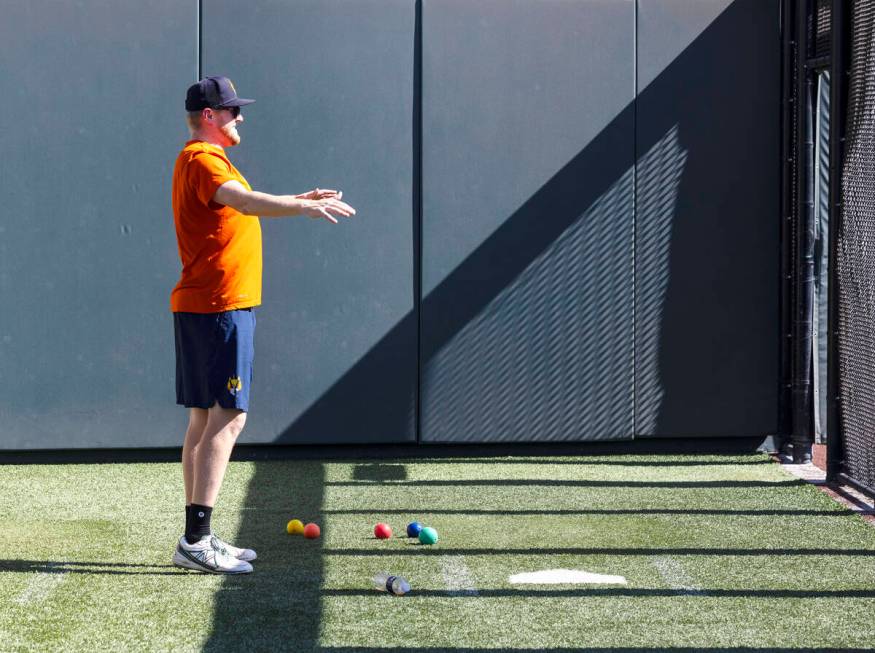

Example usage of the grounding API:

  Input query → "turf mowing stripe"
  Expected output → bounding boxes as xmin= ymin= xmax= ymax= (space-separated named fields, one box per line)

xmin=321 ymin=588 xmax=875 ymax=598
xmin=319 ymin=646 xmax=872 ymax=653
xmin=13 ymin=562 xmax=66 ymax=605
xmin=439 ymin=555 xmax=479 ymax=596
xmin=651 ymin=556 xmax=705 ymax=596
xmin=327 ymin=479 xmax=805 ymax=488
xmin=324 ymin=546 xmax=875 ymax=556
xmin=322 ymin=508 xmax=854 ymax=516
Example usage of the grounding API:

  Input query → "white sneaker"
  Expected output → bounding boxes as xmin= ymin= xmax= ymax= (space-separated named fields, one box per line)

xmin=172 ymin=536 xmax=253 ymax=574
xmin=210 ymin=533 xmax=257 ymax=562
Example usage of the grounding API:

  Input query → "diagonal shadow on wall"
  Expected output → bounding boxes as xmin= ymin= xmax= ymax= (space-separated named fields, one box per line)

xmin=275 ymin=0 xmax=777 ymax=445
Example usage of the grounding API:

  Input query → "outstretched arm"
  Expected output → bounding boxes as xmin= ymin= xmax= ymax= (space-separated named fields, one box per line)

xmin=213 ymin=180 xmax=356 ymax=224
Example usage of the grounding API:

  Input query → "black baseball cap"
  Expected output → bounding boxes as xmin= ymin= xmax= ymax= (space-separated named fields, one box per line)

xmin=185 ymin=76 xmax=255 ymax=111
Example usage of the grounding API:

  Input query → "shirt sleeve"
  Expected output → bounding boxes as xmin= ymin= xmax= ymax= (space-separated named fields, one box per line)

xmin=188 ymin=152 xmax=237 ymax=206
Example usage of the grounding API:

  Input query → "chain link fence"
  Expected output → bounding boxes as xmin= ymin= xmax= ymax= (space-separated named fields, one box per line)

xmin=837 ymin=0 xmax=875 ymax=491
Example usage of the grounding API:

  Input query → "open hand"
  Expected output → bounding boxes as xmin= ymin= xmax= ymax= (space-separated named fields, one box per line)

xmin=301 ymin=196 xmax=356 ymax=224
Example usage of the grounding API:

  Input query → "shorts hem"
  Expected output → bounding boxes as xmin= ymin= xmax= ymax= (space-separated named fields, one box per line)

xmin=216 ymin=398 xmax=249 ymax=412
xmin=177 ymin=399 xmax=248 ymax=412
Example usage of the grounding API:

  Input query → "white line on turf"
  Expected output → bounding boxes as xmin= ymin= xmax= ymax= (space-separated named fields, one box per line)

xmin=14 ymin=562 xmax=67 ymax=605
xmin=440 ymin=555 xmax=479 ymax=596
xmin=651 ymin=556 xmax=705 ymax=595
xmin=508 ymin=569 xmax=627 ymax=585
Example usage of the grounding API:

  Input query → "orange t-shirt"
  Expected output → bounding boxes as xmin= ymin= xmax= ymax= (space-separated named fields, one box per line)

xmin=170 ymin=140 xmax=262 ymax=313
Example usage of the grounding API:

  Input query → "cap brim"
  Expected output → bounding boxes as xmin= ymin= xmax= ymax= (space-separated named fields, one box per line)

xmin=220 ymin=98 xmax=255 ymax=107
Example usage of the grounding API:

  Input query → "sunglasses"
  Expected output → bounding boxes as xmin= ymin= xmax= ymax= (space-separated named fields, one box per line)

xmin=212 ymin=105 xmax=241 ymax=118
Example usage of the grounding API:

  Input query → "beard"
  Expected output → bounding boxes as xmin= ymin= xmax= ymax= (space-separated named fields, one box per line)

xmin=220 ymin=123 xmax=241 ymax=146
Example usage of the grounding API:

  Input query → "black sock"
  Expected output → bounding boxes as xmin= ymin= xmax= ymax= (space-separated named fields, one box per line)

xmin=185 ymin=504 xmax=213 ymax=544
xmin=184 ymin=505 xmax=192 ymax=537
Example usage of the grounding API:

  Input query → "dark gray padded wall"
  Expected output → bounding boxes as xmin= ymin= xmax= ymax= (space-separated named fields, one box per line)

xmin=420 ymin=0 xmax=636 ymax=442
xmin=203 ymin=0 xmax=416 ymax=443
xmin=0 ymin=2 xmax=195 ymax=449
xmin=635 ymin=0 xmax=780 ymax=436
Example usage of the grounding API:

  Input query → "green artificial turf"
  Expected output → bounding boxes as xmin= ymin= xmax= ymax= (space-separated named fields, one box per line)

xmin=1 ymin=453 xmax=874 ymax=652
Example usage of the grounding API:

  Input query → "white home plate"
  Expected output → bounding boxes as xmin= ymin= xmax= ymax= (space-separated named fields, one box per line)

xmin=508 ymin=569 xmax=627 ymax=585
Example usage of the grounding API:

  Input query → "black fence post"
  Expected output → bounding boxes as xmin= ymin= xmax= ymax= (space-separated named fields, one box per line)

xmin=792 ymin=0 xmax=815 ymax=463
xmin=826 ymin=0 xmax=847 ymax=482
xmin=778 ymin=0 xmax=795 ymax=454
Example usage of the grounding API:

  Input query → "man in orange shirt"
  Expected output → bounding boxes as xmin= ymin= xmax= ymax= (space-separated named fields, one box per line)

xmin=170 ymin=76 xmax=355 ymax=574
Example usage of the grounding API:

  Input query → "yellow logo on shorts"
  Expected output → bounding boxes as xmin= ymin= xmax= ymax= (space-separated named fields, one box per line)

xmin=227 ymin=376 xmax=243 ymax=396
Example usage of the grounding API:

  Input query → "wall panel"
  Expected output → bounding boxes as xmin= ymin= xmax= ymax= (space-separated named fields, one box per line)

xmin=0 ymin=1 xmax=197 ymax=449
xmin=203 ymin=0 xmax=417 ymax=443
xmin=635 ymin=0 xmax=780 ymax=436
xmin=420 ymin=0 xmax=636 ymax=442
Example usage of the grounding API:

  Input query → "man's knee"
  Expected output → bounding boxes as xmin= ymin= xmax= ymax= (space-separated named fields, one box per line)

xmin=227 ymin=411 xmax=247 ymax=438
xmin=209 ymin=407 xmax=247 ymax=439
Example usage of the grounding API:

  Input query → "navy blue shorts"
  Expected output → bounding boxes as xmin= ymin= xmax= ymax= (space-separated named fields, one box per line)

xmin=174 ymin=309 xmax=255 ymax=412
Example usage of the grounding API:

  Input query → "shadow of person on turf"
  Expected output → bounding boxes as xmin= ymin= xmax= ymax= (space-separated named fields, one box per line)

xmin=201 ymin=459 xmax=325 ymax=652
